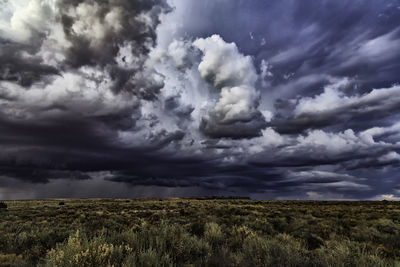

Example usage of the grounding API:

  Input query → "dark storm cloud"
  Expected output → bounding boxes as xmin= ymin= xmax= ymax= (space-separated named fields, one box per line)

xmin=163 ymin=94 xmax=194 ymax=120
xmin=0 ymin=0 xmax=172 ymax=135
xmin=0 ymin=0 xmax=400 ymax=200
xmin=0 ymin=166 xmax=90 ymax=183
xmin=0 ymin=0 xmax=177 ymax=185
xmin=0 ymin=41 xmax=59 ymax=86
xmin=105 ymin=163 xmax=286 ymax=194
xmin=199 ymin=113 xmax=267 ymax=139
xmin=57 ymin=0 xmax=171 ymax=102
xmin=0 ymin=0 xmax=170 ymax=95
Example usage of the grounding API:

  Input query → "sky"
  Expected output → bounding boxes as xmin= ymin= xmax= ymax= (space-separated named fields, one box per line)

xmin=0 ymin=0 xmax=400 ymax=200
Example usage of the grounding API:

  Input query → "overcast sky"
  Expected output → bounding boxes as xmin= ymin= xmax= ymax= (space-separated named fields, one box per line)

xmin=1 ymin=0 xmax=400 ymax=200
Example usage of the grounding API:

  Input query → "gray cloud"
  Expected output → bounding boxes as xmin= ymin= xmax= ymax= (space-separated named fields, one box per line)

xmin=0 ymin=41 xmax=59 ymax=86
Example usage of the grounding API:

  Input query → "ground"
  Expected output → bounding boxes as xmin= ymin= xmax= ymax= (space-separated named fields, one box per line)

xmin=0 ymin=198 xmax=399 ymax=266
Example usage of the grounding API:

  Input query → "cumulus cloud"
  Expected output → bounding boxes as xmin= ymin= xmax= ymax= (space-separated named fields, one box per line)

xmin=193 ymin=35 xmax=257 ymax=87
xmin=0 ymin=0 xmax=169 ymax=93
xmin=272 ymin=80 xmax=400 ymax=134
xmin=249 ymin=127 xmax=400 ymax=170
xmin=295 ymin=129 xmax=375 ymax=156
xmin=167 ymin=39 xmax=193 ymax=69
xmin=0 ymin=0 xmax=173 ymax=128
xmin=193 ymin=35 xmax=267 ymax=138
xmin=59 ymin=0 xmax=169 ymax=68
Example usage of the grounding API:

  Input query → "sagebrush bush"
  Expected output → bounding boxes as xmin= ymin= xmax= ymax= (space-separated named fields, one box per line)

xmin=45 ymin=230 xmax=130 ymax=267
xmin=204 ymin=222 xmax=224 ymax=246
xmin=0 ymin=253 xmax=25 ymax=266
xmin=123 ymin=248 xmax=174 ymax=267
xmin=313 ymin=239 xmax=392 ymax=267
xmin=241 ymin=235 xmax=270 ymax=266
xmin=267 ymin=234 xmax=310 ymax=267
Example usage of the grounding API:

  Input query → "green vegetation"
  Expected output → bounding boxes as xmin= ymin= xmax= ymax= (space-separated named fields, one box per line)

xmin=1 ymin=198 xmax=400 ymax=266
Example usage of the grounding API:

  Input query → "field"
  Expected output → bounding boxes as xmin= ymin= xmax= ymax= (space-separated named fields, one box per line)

xmin=1 ymin=198 xmax=400 ymax=266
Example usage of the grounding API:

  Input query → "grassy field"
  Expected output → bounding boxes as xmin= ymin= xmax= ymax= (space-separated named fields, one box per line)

xmin=0 ymin=198 xmax=400 ymax=266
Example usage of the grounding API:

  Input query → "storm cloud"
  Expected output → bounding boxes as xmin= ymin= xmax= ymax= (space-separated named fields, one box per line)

xmin=0 ymin=0 xmax=400 ymax=200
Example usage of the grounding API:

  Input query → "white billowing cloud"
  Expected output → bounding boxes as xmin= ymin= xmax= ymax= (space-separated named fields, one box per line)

xmin=378 ymin=152 xmax=400 ymax=163
xmin=294 ymin=78 xmax=351 ymax=115
xmin=350 ymin=84 xmax=400 ymax=112
xmin=0 ymin=0 xmax=69 ymax=64
xmin=0 ymin=0 xmax=55 ymax=42
xmin=141 ymin=37 xmax=211 ymax=149
xmin=296 ymin=129 xmax=375 ymax=155
xmin=260 ymin=110 xmax=273 ymax=122
xmin=167 ymin=39 xmax=192 ymax=69
xmin=240 ymin=127 xmax=285 ymax=154
xmin=0 ymin=67 xmax=135 ymax=119
xmin=193 ymin=35 xmax=257 ymax=88
xmin=0 ymin=0 xmax=167 ymax=68
xmin=212 ymin=85 xmax=259 ymax=123
xmin=362 ymin=122 xmax=400 ymax=142
xmin=193 ymin=35 xmax=266 ymax=137
xmin=67 ymin=2 xmax=123 ymax=48
xmin=247 ymin=124 xmax=400 ymax=176
xmin=242 ymin=126 xmax=383 ymax=163
xmin=369 ymin=124 xmax=400 ymax=137
xmin=294 ymin=79 xmax=400 ymax=117
xmin=260 ymin=127 xmax=284 ymax=146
